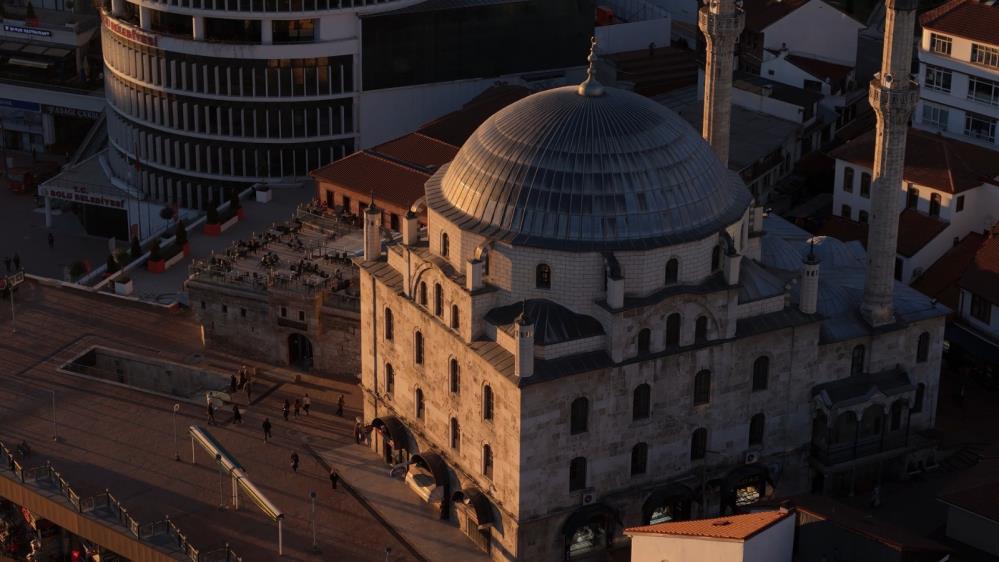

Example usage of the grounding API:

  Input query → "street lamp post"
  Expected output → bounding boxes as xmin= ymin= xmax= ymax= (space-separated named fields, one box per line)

xmin=309 ymin=491 xmax=318 ymax=552
xmin=172 ymin=404 xmax=180 ymax=461
xmin=216 ymin=453 xmax=224 ymax=509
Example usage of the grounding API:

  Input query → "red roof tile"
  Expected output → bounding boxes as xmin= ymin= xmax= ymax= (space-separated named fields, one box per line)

xmin=830 ymin=128 xmax=999 ymax=194
xmin=310 ymin=151 xmax=430 ymax=212
xmin=625 ymin=510 xmax=792 ymax=541
xmin=785 ymin=54 xmax=853 ymax=82
xmin=912 ymin=231 xmax=987 ymax=309
xmin=417 ymin=84 xmax=531 ymax=146
xmin=817 ymin=210 xmax=949 ymax=258
xmin=742 ymin=0 xmax=810 ymax=31
xmin=960 ymin=227 xmax=999 ymax=305
xmin=920 ymin=0 xmax=999 ymax=45
xmin=371 ymin=133 xmax=460 ymax=170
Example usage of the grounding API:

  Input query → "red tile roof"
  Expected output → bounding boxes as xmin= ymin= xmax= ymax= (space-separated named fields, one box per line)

xmin=370 ymin=133 xmax=459 ymax=170
xmin=625 ymin=510 xmax=792 ymax=541
xmin=960 ymin=227 xmax=999 ymax=305
xmin=912 ymin=231 xmax=987 ymax=309
xmin=417 ymin=84 xmax=531 ymax=146
xmin=742 ymin=0 xmax=810 ymax=31
xmin=830 ymin=128 xmax=999 ymax=194
xmin=785 ymin=54 xmax=853 ymax=82
xmin=817 ymin=210 xmax=949 ymax=258
xmin=310 ymin=151 xmax=430 ymax=212
xmin=920 ymin=0 xmax=999 ymax=45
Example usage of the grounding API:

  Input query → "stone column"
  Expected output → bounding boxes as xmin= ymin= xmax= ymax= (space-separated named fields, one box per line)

xmin=698 ymin=0 xmax=744 ymax=167
xmin=860 ymin=0 xmax=919 ymax=327
xmin=261 ymin=20 xmax=273 ymax=45
xmin=110 ymin=0 xmax=124 ymax=16
xmin=192 ymin=15 xmax=205 ymax=40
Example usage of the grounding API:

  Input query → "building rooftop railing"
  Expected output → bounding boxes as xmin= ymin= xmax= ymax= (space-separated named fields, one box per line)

xmin=0 ymin=439 xmax=242 ymax=562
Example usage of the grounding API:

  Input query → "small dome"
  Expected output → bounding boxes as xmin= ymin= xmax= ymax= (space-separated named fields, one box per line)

xmin=425 ymin=85 xmax=751 ymax=251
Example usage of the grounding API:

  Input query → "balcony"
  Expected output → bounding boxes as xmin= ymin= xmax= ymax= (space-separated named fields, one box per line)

xmin=810 ymin=431 xmax=909 ymax=466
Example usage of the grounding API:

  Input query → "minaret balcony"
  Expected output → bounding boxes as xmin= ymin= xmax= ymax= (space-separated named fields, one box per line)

xmin=697 ymin=8 xmax=745 ymax=38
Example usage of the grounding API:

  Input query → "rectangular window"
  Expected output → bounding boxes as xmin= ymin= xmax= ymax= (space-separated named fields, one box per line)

xmin=842 ymin=167 xmax=854 ymax=193
xmin=860 ymin=172 xmax=871 ymax=199
xmin=221 ymin=304 xmax=228 ymax=313
xmin=965 ymin=112 xmax=997 ymax=143
xmin=930 ymin=33 xmax=952 ymax=56
xmin=924 ymin=64 xmax=952 ymax=93
xmin=841 ymin=204 xmax=852 ymax=220
xmin=240 ymin=308 xmax=247 ymax=318
xmin=967 ymin=75 xmax=999 ymax=107
xmin=971 ymin=43 xmax=999 ymax=69
xmin=921 ymin=103 xmax=949 ymax=130
xmin=956 ymin=195 xmax=965 ymax=212
xmin=298 ymin=310 xmax=305 ymax=321
xmin=281 ymin=306 xmax=287 ymax=317
xmin=970 ymin=293 xmax=992 ymax=324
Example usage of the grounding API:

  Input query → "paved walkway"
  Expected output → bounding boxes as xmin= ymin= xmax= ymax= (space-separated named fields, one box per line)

xmin=316 ymin=443 xmax=491 ymax=562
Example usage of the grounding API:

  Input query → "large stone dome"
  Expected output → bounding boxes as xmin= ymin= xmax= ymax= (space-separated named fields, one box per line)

xmin=424 ymin=84 xmax=752 ymax=251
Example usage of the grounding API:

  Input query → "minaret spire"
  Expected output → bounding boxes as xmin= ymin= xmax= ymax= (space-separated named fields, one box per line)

xmin=860 ymin=0 xmax=919 ymax=327
xmin=699 ymin=0 xmax=744 ymax=167
xmin=577 ymin=36 xmax=605 ymax=97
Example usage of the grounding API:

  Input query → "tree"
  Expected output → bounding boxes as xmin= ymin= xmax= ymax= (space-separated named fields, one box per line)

xmin=206 ymin=202 xmax=219 ymax=224
xmin=130 ymin=236 xmax=143 ymax=260
xmin=148 ymin=239 xmax=161 ymax=261
xmin=174 ymin=220 xmax=187 ymax=246
xmin=106 ymin=254 xmax=120 ymax=274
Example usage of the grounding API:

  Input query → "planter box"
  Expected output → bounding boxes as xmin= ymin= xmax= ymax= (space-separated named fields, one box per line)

xmin=255 ymin=189 xmax=272 ymax=204
xmin=182 ymin=242 xmax=191 ymax=256
xmin=204 ymin=214 xmax=239 ymax=236
xmin=147 ymin=259 xmax=166 ymax=273
xmin=114 ymin=279 xmax=134 ymax=296
xmin=165 ymin=250 xmax=186 ymax=269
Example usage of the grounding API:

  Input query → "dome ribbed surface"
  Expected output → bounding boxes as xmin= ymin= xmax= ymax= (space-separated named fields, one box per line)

xmin=425 ymin=85 xmax=752 ymax=251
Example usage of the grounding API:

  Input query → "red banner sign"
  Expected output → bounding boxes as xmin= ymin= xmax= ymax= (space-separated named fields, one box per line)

xmin=101 ymin=13 xmax=158 ymax=47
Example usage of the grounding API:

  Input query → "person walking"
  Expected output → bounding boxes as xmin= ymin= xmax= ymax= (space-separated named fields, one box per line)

xmin=3 ymin=257 xmax=10 ymax=273
xmin=336 ymin=394 xmax=344 ymax=417
xmin=282 ymin=399 xmax=290 ymax=421
xmin=232 ymin=404 xmax=242 ymax=424
xmin=302 ymin=394 xmax=311 ymax=416
xmin=47 ymin=233 xmax=54 ymax=250
xmin=290 ymin=452 xmax=300 ymax=473
xmin=229 ymin=374 xmax=237 ymax=393
xmin=245 ymin=379 xmax=253 ymax=402
xmin=353 ymin=421 xmax=362 ymax=444
xmin=12 ymin=253 xmax=20 ymax=271
xmin=329 ymin=468 xmax=339 ymax=490
xmin=207 ymin=401 xmax=216 ymax=425
xmin=262 ymin=418 xmax=272 ymax=442
xmin=293 ymin=398 xmax=301 ymax=417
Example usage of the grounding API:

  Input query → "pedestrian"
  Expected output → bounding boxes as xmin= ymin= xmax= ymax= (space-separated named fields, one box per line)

xmin=294 ymin=398 xmax=301 ymax=417
xmin=870 ymin=485 xmax=881 ymax=509
xmin=47 ymin=233 xmax=54 ymax=250
xmin=262 ymin=418 xmax=272 ymax=442
xmin=336 ymin=394 xmax=344 ymax=417
xmin=232 ymin=404 xmax=242 ymax=424
xmin=303 ymin=393 xmax=311 ymax=416
xmin=12 ymin=253 xmax=20 ymax=271
xmin=290 ymin=452 xmax=300 ymax=473
xmin=329 ymin=468 xmax=339 ymax=489
xmin=245 ymin=379 xmax=253 ymax=402
xmin=238 ymin=367 xmax=247 ymax=389
xmin=282 ymin=399 xmax=290 ymax=421
xmin=3 ymin=257 xmax=10 ymax=273
xmin=207 ymin=401 xmax=216 ymax=425
xmin=353 ymin=421 xmax=362 ymax=444
xmin=229 ymin=374 xmax=237 ymax=393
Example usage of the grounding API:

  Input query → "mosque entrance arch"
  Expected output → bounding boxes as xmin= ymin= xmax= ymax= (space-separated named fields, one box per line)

xmin=288 ymin=333 xmax=313 ymax=369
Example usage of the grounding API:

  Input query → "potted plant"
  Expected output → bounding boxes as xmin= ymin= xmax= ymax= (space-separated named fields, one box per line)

xmin=105 ymin=254 xmax=120 ymax=276
xmin=255 ymin=184 xmax=272 ymax=204
xmin=130 ymin=236 xmax=143 ymax=261
xmin=114 ymin=275 xmax=133 ymax=296
xmin=230 ymin=191 xmax=244 ymax=219
xmin=147 ymin=240 xmax=165 ymax=273
xmin=175 ymin=220 xmax=190 ymax=255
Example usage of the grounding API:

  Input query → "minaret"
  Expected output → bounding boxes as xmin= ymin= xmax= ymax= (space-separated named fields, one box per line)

xmin=800 ymin=241 xmax=820 ymax=315
xmin=699 ymin=0 xmax=744 ymax=167
xmin=515 ymin=304 xmax=535 ymax=379
xmin=363 ymin=196 xmax=381 ymax=262
xmin=860 ymin=0 xmax=919 ymax=327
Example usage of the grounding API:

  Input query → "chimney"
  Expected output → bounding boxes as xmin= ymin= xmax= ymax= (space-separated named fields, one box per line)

xmin=605 ymin=254 xmax=624 ymax=309
xmin=466 ymin=259 xmax=484 ymax=292
xmin=401 ymin=210 xmax=420 ymax=246
xmin=515 ymin=306 xmax=535 ymax=379
xmin=362 ymin=200 xmax=382 ymax=261
xmin=800 ymin=241 xmax=820 ymax=314
xmin=724 ymin=247 xmax=741 ymax=285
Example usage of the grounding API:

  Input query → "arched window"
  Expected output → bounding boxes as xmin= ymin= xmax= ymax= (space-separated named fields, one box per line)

xmin=536 ymin=263 xmax=552 ymax=289
xmin=929 ymin=193 xmax=941 ymax=217
xmin=633 ymin=384 xmax=651 ymax=420
xmin=860 ymin=405 xmax=884 ymax=438
xmin=449 ymin=358 xmax=460 ymax=394
xmin=631 ymin=443 xmax=648 ymax=476
xmin=666 ymin=313 xmax=681 ymax=346
xmin=440 ymin=232 xmax=449 ymax=257
xmin=752 ymin=356 xmax=769 ymax=391
xmin=483 ymin=385 xmax=494 ymax=421
xmin=913 ymin=383 xmax=925 ymax=413
xmin=890 ymin=400 xmax=905 ymax=431
xmin=749 ymin=413 xmax=765 ymax=446
xmin=385 ymin=363 xmax=394 ymax=396
xmin=434 ymin=283 xmax=443 ymax=317
xmin=482 ymin=444 xmax=493 ymax=479
xmin=851 ymin=344 xmax=865 ymax=375
xmin=415 ymin=388 xmax=425 ymax=419
xmin=414 ymin=331 xmax=424 ymax=364
xmin=695 ymin=316 xmax=708 ymax=343
xmin=691 ymin=428 xmax=707 ymax=460
xmin=916 ymin=332 xmax=930 ymax=363
xmin=570 ymin=397 xmax=589 ymax=434
xmin=833 ymin=412 xmax=857 ymax=443
xmin=569 ymin=457 xmax=587 ymax=491
xmin=450 ymin=417 xmax=461 ymax=450
xmin=637 ymin=329 xmax=651 ymax=355
xmin=711 ymin=246 xmax=722 ymax=271
xmin=419 ymin=282 xmax=427 ymax=306
xmin=451 ymin=304 xmax=460 ymax=330
xmin=384 ymin=308 xmax=394 ymax=340
xmin=665 ymin=258 xmax=679 ymax=285
xmin=693 ymin=370 xmax=711 ymax=405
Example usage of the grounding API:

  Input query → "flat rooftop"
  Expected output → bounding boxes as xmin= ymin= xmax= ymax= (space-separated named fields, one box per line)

xmin=0 ymin=281 xmax=411 ymax=561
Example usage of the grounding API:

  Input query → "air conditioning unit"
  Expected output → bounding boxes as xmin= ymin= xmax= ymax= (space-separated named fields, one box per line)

xmin=745 ymin=451 xmax=760 ymax=464
xmin=581 ymin=492 xmax=596 ymax=506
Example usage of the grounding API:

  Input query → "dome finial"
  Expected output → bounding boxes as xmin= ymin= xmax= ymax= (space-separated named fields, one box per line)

xmin=577 ymin=36 xmax=605 ymax=97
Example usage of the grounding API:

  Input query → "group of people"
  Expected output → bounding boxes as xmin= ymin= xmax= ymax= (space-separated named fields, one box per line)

xmin=3 ymin=254 xmax=21 ymax=273
xmin=228 ymin=365 xmax=255 ymax=402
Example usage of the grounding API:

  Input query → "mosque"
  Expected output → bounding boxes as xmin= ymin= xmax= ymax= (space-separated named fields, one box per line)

xmin=356 ymin=0 xmax=945 ymax=559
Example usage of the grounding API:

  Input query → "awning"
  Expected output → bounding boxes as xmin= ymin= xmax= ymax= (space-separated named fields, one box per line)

xmin=561 ymin=503 xmax=621 ymax=537
xmin=410 ymin=452 xmax=448 ymax=488
xmin=452 ymin=488 xmax=495 ymax=529
xmin=371 ymin=416 xmax=409 ymax=450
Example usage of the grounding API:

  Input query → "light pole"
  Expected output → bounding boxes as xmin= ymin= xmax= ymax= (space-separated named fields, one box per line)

xmin=309 ymin=490 xmax=318 ymax=552
xmin=172 ymin=404 xmax=180 ymax=461
xmin=216 ymin=453 xmax=224 ymax=509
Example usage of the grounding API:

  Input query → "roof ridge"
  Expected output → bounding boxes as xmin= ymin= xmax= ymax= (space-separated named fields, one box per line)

xmin=361 ymin=149 xmax=433 ymax=177
xmin=919 ymin=0 xmax=967 ymax=27
xmin=412 ymin=132 xmax=460 ymax=150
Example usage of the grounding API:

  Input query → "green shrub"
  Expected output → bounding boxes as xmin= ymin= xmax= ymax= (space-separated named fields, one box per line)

xmin=206 ymin=202 xmax=219 ymax=225
xmin=69 ymin=260 xmax=87 ymax=278
xmin=175 ymin=220 xmax=188 ymax=245
xmin=229 ymin=190 xmax=241 ymax=211
xmin=130 ymin=237 xmax=142 ymax=260
xmin=106 ymin=254 xmax=120 ymax=274
xmin=148 ymin=240 xmax=161 ymax=261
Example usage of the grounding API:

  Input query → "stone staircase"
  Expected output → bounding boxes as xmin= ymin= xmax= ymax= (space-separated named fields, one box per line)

xmin=609 ymin=47 xmax=698 ymax=97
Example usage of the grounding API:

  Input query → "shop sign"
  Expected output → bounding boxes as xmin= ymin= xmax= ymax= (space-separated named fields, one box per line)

xmin=101 ymin=14 xmax=157 ymax=46
xmin=3 ymin=24 xmax=51 ymax=37
xmin=43 ymin=185 xmax=127 ymax=209
xmin=43 ymin=105 xmax=101 ymax=120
